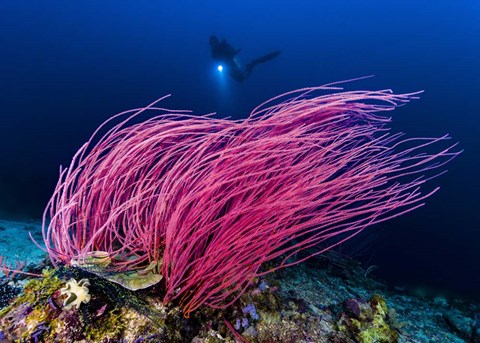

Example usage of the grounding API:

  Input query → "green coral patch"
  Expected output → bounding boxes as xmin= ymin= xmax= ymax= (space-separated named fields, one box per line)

xmin=336 ymin=294 xmax=399 ymax=343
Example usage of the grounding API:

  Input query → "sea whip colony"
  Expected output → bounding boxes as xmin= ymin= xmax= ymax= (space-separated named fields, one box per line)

xmin=38 ymin=80 xmax=459 ymax=316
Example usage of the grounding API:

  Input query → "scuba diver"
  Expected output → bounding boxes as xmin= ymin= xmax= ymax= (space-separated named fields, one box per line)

xmin=209 ymin=35 xmax=280 ymax=83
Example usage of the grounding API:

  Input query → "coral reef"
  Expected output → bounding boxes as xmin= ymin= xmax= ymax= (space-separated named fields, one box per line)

xmin=0 ymin=252 xmax=478 ymax=342
xmin=0 ymin=83 xmax=463 ymax=341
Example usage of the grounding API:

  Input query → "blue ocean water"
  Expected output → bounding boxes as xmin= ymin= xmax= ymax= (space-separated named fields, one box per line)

xmin=0 ymin=0 xmax=478 ymax=300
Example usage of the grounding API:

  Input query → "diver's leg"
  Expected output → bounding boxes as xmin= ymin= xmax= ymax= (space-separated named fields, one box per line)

xmin=246 ymin=51 xmax=281 ymax=74
xmin=229 ymin=60 xmax=246 ymax=82
xmin=253 ymin=51 xmax=281 ymax=64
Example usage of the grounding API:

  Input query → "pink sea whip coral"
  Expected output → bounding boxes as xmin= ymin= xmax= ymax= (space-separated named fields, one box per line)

xmin=40 ymin=80 xmax=459 ymax=316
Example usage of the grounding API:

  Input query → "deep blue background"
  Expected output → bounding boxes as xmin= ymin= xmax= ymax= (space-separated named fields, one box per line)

xmin=1 ymin=1 xmax=479 ymax=298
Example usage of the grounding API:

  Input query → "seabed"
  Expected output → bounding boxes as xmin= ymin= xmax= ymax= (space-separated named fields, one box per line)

xmin=0 ymin=219 xmax=478 ymax=343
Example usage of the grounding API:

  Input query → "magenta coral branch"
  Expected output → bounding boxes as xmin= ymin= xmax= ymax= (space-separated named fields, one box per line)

xmin=39 ymin=81 xmax=460 ymax=316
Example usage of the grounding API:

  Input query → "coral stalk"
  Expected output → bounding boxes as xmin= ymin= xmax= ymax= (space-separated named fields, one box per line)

xmin=39 ymin=81 xmax=460 ymax=316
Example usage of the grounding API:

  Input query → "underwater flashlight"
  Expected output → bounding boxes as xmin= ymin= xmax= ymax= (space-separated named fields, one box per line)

xmin=217 ymin=65 xmax=223 ymax=72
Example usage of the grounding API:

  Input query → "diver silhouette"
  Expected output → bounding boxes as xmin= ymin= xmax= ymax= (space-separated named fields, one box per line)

xmin=209 ymin=35 xmax=280 ymax=82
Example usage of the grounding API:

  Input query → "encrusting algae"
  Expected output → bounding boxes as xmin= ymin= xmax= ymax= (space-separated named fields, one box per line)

xmin=335 ymin=294 xmax=399 ymax=343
